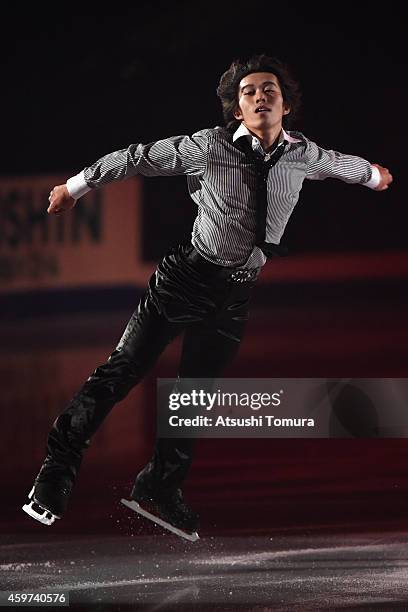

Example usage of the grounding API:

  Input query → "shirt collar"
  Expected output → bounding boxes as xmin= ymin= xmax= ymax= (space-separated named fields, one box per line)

xmin=232 ymin=122 xmax=302 ymax=146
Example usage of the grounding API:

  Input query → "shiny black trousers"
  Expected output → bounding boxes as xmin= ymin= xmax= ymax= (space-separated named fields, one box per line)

xmin=40 ymin=243 xmax=257 ymax=495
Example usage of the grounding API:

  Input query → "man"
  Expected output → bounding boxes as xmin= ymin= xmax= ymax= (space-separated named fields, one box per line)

xmin=23 ymin=55 xmax=392 ymax=537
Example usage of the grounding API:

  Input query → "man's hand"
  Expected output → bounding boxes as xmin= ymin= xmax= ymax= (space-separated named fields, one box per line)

xmin=372 ymin=164 xmax=393 ymax=191
xmin=47 ymin=184 xmax=77 ymax=214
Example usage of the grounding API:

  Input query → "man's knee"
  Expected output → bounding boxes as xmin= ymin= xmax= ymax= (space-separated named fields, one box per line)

xmin=80 ymin=348 xmax=140 ymax=398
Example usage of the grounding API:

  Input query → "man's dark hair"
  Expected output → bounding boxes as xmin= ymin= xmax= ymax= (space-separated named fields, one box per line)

xmin=216 ymin=54 xmax=302 ymax=132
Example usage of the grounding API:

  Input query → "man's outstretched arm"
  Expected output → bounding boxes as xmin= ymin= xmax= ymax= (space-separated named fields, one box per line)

xmin=47 ymin=130 xmax=210 ymax=215
xmin=305 ymin=139 xmax=393 ymax=192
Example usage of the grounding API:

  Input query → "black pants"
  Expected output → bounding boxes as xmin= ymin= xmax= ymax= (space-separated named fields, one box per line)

xmin=40 ymin=243 xmax=257 ymax=494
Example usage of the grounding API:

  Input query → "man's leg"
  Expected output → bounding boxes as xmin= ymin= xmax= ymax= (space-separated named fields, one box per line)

xmin=134 ymin=279 xmax=254 ymax=497
xmin=24 ymin=281 xmax=190 ymax=522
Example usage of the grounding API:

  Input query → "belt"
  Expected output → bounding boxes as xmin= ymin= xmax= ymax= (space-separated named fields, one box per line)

xmin=184 ymin=245 xmax=260 ymax=283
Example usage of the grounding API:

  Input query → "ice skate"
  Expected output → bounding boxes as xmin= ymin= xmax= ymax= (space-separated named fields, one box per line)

xmin=121 ymin=479 xmax=199 ymax=542
xmin=22 ymin=487 xmax=61 ymax=526
xmin=22 ymin=471 xmax=74 ymax=526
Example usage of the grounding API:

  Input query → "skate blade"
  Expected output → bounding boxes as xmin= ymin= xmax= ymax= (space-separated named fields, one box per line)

xmin=22 ymin=487 xmax=59 ymax=526
xmin=121 ymin=498 xmax=199 ymax=542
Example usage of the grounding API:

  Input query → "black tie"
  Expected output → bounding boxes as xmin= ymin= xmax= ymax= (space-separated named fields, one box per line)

xmin=236 ymin=136 xmax=288 ymax=258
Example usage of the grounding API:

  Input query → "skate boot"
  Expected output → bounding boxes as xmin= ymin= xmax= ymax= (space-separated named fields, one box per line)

xmin=22 ymin=459 xmax=75 ymax=526
xmin=121 ymin=474 xmax=199 ymax=541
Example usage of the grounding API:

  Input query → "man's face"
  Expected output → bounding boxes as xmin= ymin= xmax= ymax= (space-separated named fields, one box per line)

xmin=234 ymin=71 xmax=290 ymax=131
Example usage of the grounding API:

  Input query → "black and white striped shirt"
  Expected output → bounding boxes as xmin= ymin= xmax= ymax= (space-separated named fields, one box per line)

xmin=67 ymin=124 xmax=380 ymax=269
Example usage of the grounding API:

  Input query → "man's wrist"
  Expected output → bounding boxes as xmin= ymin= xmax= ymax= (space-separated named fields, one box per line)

xmin=66 ymin=171 xmax=92 ymax=199
xmin=364 ymin=165 xmax=381 ymax=189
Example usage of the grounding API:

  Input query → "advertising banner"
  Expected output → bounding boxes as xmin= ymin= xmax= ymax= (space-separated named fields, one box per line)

xmin=0 ymin=175 xmax=154 ymax=292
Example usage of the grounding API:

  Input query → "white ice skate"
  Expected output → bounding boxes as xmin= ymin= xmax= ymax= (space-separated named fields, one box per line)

xmin=121 ymin=498 xmax=199 ymax=542
xmin=22 ymin=487 xmax=60 ymax=526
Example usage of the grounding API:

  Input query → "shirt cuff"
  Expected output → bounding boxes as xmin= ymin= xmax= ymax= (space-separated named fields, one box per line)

xmin=66 ymin=171 xmax=92 ymax=200
xmin=364 ymin=165 xmax=381 ymax=189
